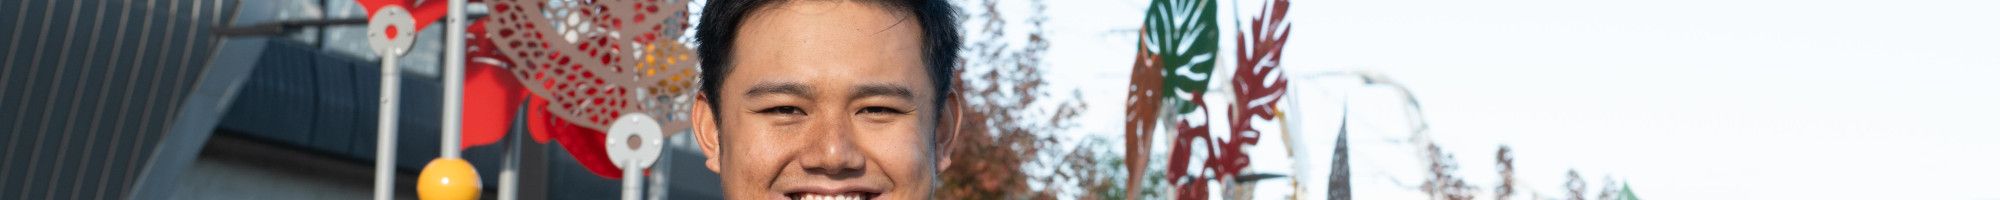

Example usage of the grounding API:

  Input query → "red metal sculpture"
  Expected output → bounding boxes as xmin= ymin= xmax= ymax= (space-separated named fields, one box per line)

xmin=459 ymin=0 xmax=698 ymax=179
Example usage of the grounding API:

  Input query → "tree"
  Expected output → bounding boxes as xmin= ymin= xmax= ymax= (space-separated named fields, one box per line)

xmin=1616 ymin=182 xmax=1641 ymax=200
xmin=937 ymin=0 xmax=1087 ymax=199
xmin=1420 ymin=143 xmax=1475 ymax=200
xmin=1051 ymin=136 xmax=1167 ymax=200
xmin=1565 ymin=169 xmax=1587 ymax=200
xmin=1496 ymin=146 xmax=1516 ymax=200
xmin=1597 ymin=176 xmax=1621 ymax=200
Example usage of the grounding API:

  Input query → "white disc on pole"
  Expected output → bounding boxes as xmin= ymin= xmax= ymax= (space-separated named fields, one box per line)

xmin=606 ymin=113 xmax=664 ymax=169
xmin=367 ymin=5 xmax=417 ymax=57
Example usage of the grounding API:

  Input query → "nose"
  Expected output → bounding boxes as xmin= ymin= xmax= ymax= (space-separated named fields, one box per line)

xmin=801 ymin=118 xmax=864 ymax=177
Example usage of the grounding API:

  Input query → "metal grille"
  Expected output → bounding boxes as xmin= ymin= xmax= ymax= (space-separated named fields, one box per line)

xmin=0 ymin=0 xmax=230 ymax=199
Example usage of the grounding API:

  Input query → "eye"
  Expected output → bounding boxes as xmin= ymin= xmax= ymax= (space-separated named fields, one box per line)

xmin=756 ymin=106 xmax=807 ymax=116
xmin=857 ymin=106 xmax=908 ymax=115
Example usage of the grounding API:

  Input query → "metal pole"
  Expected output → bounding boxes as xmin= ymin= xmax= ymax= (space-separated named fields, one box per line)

xmin=442 ymin=0 xmax=467 ymax=158
xmin=499 ymin=125 xmax=520 ymax=200
xmin=375 ymin=49 xmax=401 ymax=200
xmin=623 ymin=159 xmax=642 ymax=200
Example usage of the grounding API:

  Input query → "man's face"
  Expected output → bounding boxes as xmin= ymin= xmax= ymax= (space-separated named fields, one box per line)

xmin=692 ymin=1 xmax=945 ymax=200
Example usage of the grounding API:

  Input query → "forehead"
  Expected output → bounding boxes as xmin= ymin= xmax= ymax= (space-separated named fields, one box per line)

xmin=724 ymin=1 xmax=930 ymax=96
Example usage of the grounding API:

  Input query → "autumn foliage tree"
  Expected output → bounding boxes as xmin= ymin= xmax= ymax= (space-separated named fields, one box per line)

xmin=937 ymin=0 xmax=1087 ymax=199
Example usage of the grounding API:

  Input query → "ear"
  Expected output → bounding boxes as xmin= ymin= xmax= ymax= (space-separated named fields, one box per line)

xmin=935 ymin=91 xmax=963 ymax=171
xmin=693 ymin=93 xmax=723 ymax=173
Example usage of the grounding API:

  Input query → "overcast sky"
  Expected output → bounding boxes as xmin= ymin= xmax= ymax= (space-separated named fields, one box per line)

xmin=1019 ymin=0 xmax=2000 ymax=199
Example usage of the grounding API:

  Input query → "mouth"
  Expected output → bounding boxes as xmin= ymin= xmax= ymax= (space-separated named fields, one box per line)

xmin=786 ymin=192 xmax=877 ymax=200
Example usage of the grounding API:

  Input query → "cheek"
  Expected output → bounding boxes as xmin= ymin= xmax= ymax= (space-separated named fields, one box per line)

xmin=858 ymin=123 xmax=932 ymax=163
xmin=718 ymin=120 xmax=792 ymax=195
xmin=856 ymin=126 xmax=938 ymax=191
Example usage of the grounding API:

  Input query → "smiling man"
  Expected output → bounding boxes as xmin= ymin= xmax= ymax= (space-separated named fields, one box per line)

xmin=688 ymin=0 xmax=962 ymax=199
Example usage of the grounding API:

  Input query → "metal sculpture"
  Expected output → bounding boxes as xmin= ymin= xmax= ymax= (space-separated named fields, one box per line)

xmin=1123 ymin=29 xmax=1166 ymax=199
xmin=1148 ymin=0 xmax=1224 ymax=198
xmin=1118 ymin=0 xmax=1221 ymax=198
xmin=1127 ymin=0 xmax=1295 ymax=198
xmin=484 ymin=0 xmax=696 ymax=131
xmin=1225 ymin=0 xmax=1290 ymax=179
xmin=1216 ymin=0 xmax=1293 ymax=198
xmin=460 ymin=0 xmax=699 ymax=180
xmin=355 ymin=0 xmax=477 ymax=199
xmin=604 ymin=113 xmax=667 ymax=200
xmin=357 ymin=0 xmax=697 ymax=199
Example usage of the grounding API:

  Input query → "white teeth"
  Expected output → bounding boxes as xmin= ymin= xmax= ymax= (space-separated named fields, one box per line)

xmin=797 ymin=194 xmax=861 ymax=200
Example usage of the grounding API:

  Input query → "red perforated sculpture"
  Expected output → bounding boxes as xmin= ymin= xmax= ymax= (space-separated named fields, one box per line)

xmin=459 ymin=0 xmax=698 ymax=179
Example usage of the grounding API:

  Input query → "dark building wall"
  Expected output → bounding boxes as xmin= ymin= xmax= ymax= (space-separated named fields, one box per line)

xmin=0 ymin=0 xmax=232 ymax=199
xmin=209 ymin=39 xmax=721 ymax=199
xmin=218 ymin=39 xmax=449 ymax=172
xmin=2 ymin=0 xmax=721 ymax=198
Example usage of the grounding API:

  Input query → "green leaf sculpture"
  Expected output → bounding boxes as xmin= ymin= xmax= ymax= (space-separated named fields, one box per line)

xmin=1144 ymin=0 xmax=1221 ymax=114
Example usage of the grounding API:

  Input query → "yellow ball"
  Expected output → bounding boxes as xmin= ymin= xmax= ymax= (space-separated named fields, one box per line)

xmin=417 ymin=158 xmax=482 ymax=200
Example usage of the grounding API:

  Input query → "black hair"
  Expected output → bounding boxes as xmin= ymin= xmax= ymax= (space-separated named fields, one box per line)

xmin=695 ymin=0 xmax=961 ymax=122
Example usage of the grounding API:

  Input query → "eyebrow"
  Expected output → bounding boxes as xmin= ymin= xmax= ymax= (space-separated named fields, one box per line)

xmin=744 ymin=82 xmax=816 ymax=100
xmin=851 ymin=83 xmax=915 ymax=102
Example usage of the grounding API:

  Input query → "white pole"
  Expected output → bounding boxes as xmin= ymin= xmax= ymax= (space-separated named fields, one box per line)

xmin=374 ymin=50 xmax=401 ymax=200
xmin=442 ymin=0 xmax=467 ymax=158
xmin=499 ymin=126 xmax=520 ymax=200
xmin=623 ymin=160 xmax=642 ymax=200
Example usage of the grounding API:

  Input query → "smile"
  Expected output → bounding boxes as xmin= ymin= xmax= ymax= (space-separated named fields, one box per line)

xmin=788 ymin=192 xmax=877 ymax=200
